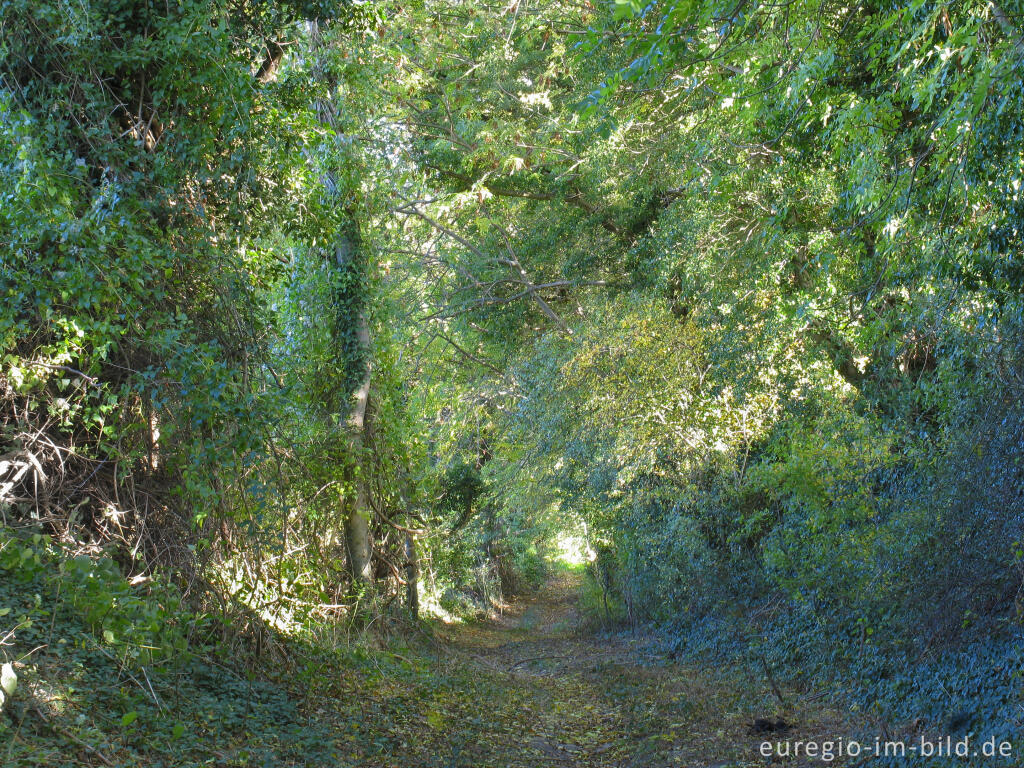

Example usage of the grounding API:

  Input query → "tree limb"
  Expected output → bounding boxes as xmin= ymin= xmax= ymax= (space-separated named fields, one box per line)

xmin=256 ymin=41 xmax=286 ymax=83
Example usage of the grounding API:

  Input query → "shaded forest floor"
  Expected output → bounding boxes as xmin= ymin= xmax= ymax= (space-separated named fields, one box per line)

xmin=6 ymin=569 xmax=867 ymax=767
xmin=320 ymin=570 xmax=861 ymax=767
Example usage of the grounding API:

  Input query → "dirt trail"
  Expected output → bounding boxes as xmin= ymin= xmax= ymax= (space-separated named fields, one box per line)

xmin=406 ymin=571 xmax=847 ymax=767
xmin=327 ymin=571 xmax=855 ymax=767
xmin=431 ymin=570 xmax=694 ymax=767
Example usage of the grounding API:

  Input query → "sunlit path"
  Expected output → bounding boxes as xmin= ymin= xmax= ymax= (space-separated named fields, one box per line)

xmin=316 ymin=571 xmax=861 ymax=768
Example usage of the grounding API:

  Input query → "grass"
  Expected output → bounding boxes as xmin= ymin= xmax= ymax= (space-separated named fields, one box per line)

xmin=3 ymin=543 xmax=870 ymax=767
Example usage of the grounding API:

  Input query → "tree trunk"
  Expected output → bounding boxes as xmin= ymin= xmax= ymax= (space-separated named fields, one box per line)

xmin=405 ymin=532 xmax=419 ymax=617
xmin=309 ymin=21 xmax=374 ymax=585
xmin=342 ymin=264 xmax=373 ymax=583
xmin=343 ymin=483 xmax=372 ymax=582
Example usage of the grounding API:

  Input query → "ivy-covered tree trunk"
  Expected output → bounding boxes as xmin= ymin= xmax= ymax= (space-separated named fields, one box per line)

xmin=342 ymin=300 xmax=373 ymax=583
xmin=306 ymin=19 xmax=376 ymax=585
xmin=405 ymin=532 xmax=419 ymax=617
xmin=342 ymin=472 xmax=372 ymax=583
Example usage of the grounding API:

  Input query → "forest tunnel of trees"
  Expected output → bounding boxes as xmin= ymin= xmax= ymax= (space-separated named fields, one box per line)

xmin=1 ymin=1 xmax=1024 ymax=765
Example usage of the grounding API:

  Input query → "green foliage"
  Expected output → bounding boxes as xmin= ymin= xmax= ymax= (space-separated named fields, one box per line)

xmin=0 ymin=0 xmax=425 ymax=627
xmin=0 ymin=528 xmax=355 ymax=765
xmin=4 ymin=0 xmax=1024 ymax=757
xmin=0 ymin=530 xmax=191 ymax=667
xmin=440 ymin=460 xmax=485 ymax=524
xmin=374 ymin=0 xmax=1024 ymax=744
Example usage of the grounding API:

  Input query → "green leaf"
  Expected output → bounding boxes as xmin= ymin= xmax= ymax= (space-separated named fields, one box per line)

xmin=971 ymin=68 xmax=990 ymax=115
xmin=121 ymin=710 xmax=138 ymax=727
xmin=613 ymin=0 xmax=643 ymax=22
xmin=1 ymin=663 xmax=17 ymax=696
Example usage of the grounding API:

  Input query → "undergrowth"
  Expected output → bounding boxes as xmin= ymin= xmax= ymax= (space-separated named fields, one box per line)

xmin=0 ymin=529 xmax=351 ymax=767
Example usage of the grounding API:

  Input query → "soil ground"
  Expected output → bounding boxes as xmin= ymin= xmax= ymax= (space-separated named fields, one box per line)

xmin=322 ymin=570 xmax=860 ymax=767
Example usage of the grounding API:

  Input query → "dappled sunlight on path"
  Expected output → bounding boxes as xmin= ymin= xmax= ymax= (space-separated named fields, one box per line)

xmin=323 ymin=570 xmax=858 ymax=768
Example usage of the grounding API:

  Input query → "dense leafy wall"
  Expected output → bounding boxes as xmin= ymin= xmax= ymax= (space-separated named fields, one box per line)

xmin=376 ymin=0 xmax=1024 ymax=743
xmin=0 ymin=0 xmax=424 ymax=617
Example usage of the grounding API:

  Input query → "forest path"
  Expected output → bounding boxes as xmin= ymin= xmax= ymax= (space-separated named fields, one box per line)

xmin=324 ymin=570 xmax=854 ymax=767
